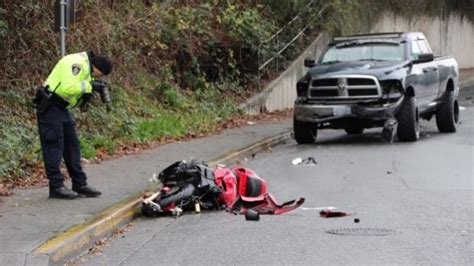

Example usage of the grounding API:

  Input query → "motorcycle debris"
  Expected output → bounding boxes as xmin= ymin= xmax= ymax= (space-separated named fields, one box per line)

xmin=292 ymin=157 xmax=302 ymax=165
xmin=301 ymin=206 xmax=337 ymax=211
xmin=319 ymin=209 xmax=353 ymax=218
xmin=171 ymin=207 xmax=183 ymax=217
xmin=245 ymin=209 xmax=260 ymax=221
xmin=381 ymin=117 xmax=398 ymax=143
xmin=148 ymin=173 xmax=159 ymax=184
xmin=292 ymin=157 xmax=317 ymax=166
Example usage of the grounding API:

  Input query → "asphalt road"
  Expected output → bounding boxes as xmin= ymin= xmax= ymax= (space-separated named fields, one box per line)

xmin=73 ymin=86 xmax=474 ymax=265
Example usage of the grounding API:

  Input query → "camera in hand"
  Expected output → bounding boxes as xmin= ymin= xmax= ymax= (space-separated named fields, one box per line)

xmin=91 ymin=79 xmax=111 ymax=104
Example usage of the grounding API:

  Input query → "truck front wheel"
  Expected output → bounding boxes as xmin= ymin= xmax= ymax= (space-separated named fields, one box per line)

xmin=396 ymin=96 xmax=420 ymax=141
xmin=436 ymin=90 xmax=458 ymax=133
xmin=294 ymin=117 xmax=317 ymax=144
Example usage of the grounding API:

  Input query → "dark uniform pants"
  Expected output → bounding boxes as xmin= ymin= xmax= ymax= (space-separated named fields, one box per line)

xmin=37 ymin=105 xmax=87 ymax=189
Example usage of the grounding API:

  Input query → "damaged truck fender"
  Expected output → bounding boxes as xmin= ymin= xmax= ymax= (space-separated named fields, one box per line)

xmin=293 ymin=32 xmax=459 ymax=144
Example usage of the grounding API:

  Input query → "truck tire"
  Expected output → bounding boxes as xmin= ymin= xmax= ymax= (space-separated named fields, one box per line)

xmin=436 ymin=90 xmax=458 ymax=133
xmin=294 ymin=117 xmax=317 ymax=144
xmin=396 ymin=96 xmax=419 ymax=141
xmin=344 ymin=127 xmax=364 ymax=135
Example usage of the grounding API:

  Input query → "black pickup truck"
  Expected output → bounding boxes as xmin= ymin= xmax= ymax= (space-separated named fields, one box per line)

xmin=293 ymin=32 xmax=459 ymax=143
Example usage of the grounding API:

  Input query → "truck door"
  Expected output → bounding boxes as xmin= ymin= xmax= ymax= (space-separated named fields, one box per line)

xmin=410 ymin=39 xmax=440 ymax=108
xmin=417 ymin=39 xmax=440 ymax=103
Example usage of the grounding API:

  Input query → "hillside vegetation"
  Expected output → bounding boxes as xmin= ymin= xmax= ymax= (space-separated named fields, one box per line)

xmin=0 ymin=0 xmax=339 ymax=185
xmin=0 ymin=0 xmax=471 ymax=186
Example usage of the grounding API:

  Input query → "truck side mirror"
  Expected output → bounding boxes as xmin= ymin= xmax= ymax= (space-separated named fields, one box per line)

xmin=304 ymin=58 xmax=316 ymax=68
xmin=413 ymin=53 xmax=434 ymax=64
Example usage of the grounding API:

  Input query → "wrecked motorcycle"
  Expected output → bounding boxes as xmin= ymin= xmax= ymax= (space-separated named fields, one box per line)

xmin=141 ymin=160 xmax=305 ymax=217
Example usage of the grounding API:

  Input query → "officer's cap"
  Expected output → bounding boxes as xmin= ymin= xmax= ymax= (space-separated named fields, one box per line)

xmin=92 ymin=54 xmax=114 ymax=75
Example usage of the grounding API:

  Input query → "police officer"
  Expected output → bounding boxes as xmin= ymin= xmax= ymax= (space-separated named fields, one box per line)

xmin=36 ymin=51 xmax=113 ymax=199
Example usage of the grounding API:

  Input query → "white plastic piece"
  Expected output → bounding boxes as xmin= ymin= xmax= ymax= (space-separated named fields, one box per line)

xmin=301 ymin=206 xmax=337 ymax=211
xmin=292 ymin=157 xmax=303 ymax=165
xmin=149 ymin=173 xmax=158 ymax=183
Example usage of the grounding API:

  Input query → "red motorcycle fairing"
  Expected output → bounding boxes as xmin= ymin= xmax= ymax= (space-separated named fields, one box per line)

xmin=215 ymin=166 xmax=305 ymax=215
xmin=213 ymin=167 xmax=237 ymax=208
xmin=233 ymin=167 xmax=267 ymax=202
xmin=245 ymin=194 xmax=305 ymax=215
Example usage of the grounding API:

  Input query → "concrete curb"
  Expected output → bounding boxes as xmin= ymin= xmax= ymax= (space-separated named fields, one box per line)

xmin=33 ymin=130 xmax=293 ymax=265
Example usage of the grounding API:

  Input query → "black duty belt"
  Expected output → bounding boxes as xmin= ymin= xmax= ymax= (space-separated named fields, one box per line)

xmin=49 ymin=92 xmax=69 ymax=109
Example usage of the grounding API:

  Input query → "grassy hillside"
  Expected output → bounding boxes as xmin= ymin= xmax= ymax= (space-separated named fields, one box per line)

xmin=0 ymin=0 xmax=470 ymax=186
xmin=0 ymin=0 xmax=339 ymax=184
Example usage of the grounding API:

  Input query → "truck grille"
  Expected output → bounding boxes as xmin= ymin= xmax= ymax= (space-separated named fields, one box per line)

xmin=312 ymin=79 xmax=338 ymax=87
xmin=310 ymin=90 xmax=338 ymax=97
xmin=308 ymin=76 xmax=381 ymax=100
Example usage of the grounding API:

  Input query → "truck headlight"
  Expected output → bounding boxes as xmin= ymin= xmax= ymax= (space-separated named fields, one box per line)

xmin=296 ymin=81 xmax=309 ymax=98
xmin=380 ymin=80 xmax=403 ymax=100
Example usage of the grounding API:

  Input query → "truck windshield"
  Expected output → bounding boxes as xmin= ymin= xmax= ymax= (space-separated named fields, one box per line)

xmin=320 ymin=42 xmax=406 ymax=63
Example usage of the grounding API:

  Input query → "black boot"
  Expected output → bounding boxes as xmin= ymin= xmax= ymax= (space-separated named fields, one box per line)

xmin=49 ymin=186 xmax=78 ymax=199
xmin=73 ymin=185 xmax=102 ymax=197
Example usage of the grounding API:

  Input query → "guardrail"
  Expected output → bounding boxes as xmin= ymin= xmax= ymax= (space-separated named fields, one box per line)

xmin=257 ymin=0 xmax=328 ymax=89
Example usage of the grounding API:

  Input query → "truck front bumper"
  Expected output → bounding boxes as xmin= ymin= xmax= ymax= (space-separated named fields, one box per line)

xmin=294 ymin=97 xmax=404 ymax=124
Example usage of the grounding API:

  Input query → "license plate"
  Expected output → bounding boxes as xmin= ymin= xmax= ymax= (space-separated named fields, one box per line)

xmin=333 ymin=106 xmax=351 ymax=116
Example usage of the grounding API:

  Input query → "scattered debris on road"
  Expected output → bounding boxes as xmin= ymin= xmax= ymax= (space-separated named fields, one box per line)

xmin=301 ymin=206 xmax=355 ymax=219
xmin=245 ymin=209 xmax=260 ymax=221
xmin=319 ymin=209 xmax=352 ymax=218
xmin=292 ymin=157 xmax=302 ymax=165
xmin=325 ymin=227 xmax=396 ymax=236
xmin=381 ymin=117 xmax=398 ymax=143
xmin=292 ymin=157 xmax=317 ymax=166
xmin=301 ymin=206 xmax=336 ymax=211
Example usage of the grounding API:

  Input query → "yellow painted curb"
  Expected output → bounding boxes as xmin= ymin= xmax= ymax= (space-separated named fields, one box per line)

xmin=33 ymin=192 xmax=143 ymax=263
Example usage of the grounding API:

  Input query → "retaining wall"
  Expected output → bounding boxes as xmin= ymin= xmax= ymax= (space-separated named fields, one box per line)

xmin=240 ymin=32 xmax=331 ymax=115
xmin=372 ymin=12 xmax=474 ymax=69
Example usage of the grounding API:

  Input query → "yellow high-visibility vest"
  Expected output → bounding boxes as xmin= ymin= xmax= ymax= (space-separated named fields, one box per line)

xmin=44 ymin=52 xmax=93 ymax=107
